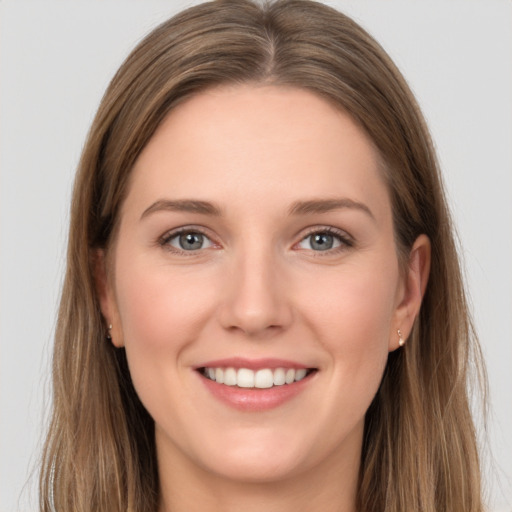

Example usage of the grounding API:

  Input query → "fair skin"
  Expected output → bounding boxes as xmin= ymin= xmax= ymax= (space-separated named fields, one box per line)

xmin=97 ymin=84 xmax=430 ymax=512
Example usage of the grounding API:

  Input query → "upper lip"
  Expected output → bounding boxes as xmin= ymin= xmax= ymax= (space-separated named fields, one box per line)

xmin=194 ymin=357 xmax=314 ymax=371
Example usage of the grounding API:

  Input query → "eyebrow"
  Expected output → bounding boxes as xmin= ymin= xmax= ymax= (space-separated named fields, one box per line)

xmin=288 ymin=198 xmax=375 ymax=220
xmin=141 ymin=199 xmax=223 ymax=219
xmin=140 ymin=197 xmax=374 ymax=221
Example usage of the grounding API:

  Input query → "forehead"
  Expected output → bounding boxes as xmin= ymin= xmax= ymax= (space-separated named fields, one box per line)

xmin=125 ymin=84 xmax=390 ymax=221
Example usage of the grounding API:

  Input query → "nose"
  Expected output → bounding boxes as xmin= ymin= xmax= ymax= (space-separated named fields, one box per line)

xmin=218 ymin=247 xmax=293 ymax=338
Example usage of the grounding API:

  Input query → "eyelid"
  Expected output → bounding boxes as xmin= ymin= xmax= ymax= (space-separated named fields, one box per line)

xmin=158 ymin=226 xmax=219 ymax=255
xmin=294 ymin=226 xmax=354 ymax=254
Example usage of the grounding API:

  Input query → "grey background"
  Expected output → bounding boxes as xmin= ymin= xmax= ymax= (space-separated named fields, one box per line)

xmin=1 ymin=1 xmax=511 ymax=511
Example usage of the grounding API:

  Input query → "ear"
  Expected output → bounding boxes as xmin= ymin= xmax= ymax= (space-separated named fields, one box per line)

xmin=389 ymin=234 xmax=431 ymax=351
xmin=93 ymin=249 xmax=124 ymax=348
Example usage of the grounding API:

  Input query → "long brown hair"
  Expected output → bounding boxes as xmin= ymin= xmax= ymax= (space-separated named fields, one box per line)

xmin=40 ymin=1 xmax=486 ymax=510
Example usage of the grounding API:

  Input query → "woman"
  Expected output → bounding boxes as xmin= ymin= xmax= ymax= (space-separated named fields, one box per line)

xmin=39 ymin=0 xmax=486 ymax=510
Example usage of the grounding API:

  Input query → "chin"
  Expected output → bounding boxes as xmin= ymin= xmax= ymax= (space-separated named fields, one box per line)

xmin=183 ymin=420 xmax=348 ymax=485
xmin=157 ymin=420 xmax=320 ymax=484
xmin=198 ymin=444 xmax=310 ymax=484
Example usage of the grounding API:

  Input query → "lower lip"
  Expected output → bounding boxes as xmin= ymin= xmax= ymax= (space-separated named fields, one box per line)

xmin=198 ymin=371 xmax=316 ymax=412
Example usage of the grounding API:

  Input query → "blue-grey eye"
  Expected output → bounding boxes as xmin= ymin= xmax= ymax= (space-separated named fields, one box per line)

xmin=298 ymin=232 xmax=342 ymax=251
xmin=168 ymin=232 xmax=213 ymax=251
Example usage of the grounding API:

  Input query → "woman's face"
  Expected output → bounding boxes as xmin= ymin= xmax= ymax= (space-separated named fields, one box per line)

xmin=99 ymin=85 xmax=425 ymax=485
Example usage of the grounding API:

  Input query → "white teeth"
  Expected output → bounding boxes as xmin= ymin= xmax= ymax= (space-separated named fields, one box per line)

xmin=273 ymin=368 xmax=286 ymax=386
xmin=237 ymin=368 xmax=255 ymax=388
xmin=285 ymin=368 xmax=295 ymax=384
xmin=224 ymin=367 xmax=237 ymax=386
xmin=203 ymin=366 xmax=312 ymax=388
xmin=295 ymin=368 xmax=307 ymax=381
xmin=254 ymin=369 xmax=274 ymax=389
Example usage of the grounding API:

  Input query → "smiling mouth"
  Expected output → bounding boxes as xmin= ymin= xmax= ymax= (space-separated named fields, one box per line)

xmin=198 ymin=367 xmax=317 ymax=389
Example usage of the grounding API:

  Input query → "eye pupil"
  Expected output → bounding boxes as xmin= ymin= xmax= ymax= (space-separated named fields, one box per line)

xmin=179 ymin=232 xmax=203 ymax=250
xmin=311 ymin=233 xmax=333 ymax=251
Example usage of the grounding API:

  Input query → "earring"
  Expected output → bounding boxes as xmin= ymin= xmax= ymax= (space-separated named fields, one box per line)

xmin=398 ymin=329 xmax=405 ymax=347
xmin=106 ymin=324 xmax=113 ymax=340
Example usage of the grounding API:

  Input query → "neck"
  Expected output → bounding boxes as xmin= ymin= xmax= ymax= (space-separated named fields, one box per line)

xmin=157 ymin=427 xmax=361 ymax=512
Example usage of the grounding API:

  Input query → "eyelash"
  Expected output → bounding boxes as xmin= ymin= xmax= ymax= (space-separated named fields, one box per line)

xmin=158 ymin=226 xmax=214 ymax=256
xmin=158 ymin=226 xmax=354 ymax=257
xmin=298 ymin=226 xmax=354 ymax=256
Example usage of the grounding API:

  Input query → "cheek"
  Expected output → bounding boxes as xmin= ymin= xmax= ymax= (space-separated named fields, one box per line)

xmin=322 ymin=257 xmax=397 ymax=332
xmin=112 ymin=259 xmax=218 ymax=400
xmin=301 ymin=259 xmax=398 ymax=382
xmin=115 ymin=261 xmax=213 ymax=347
xmin=309 ymin=270 xmax=396 ymax=444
